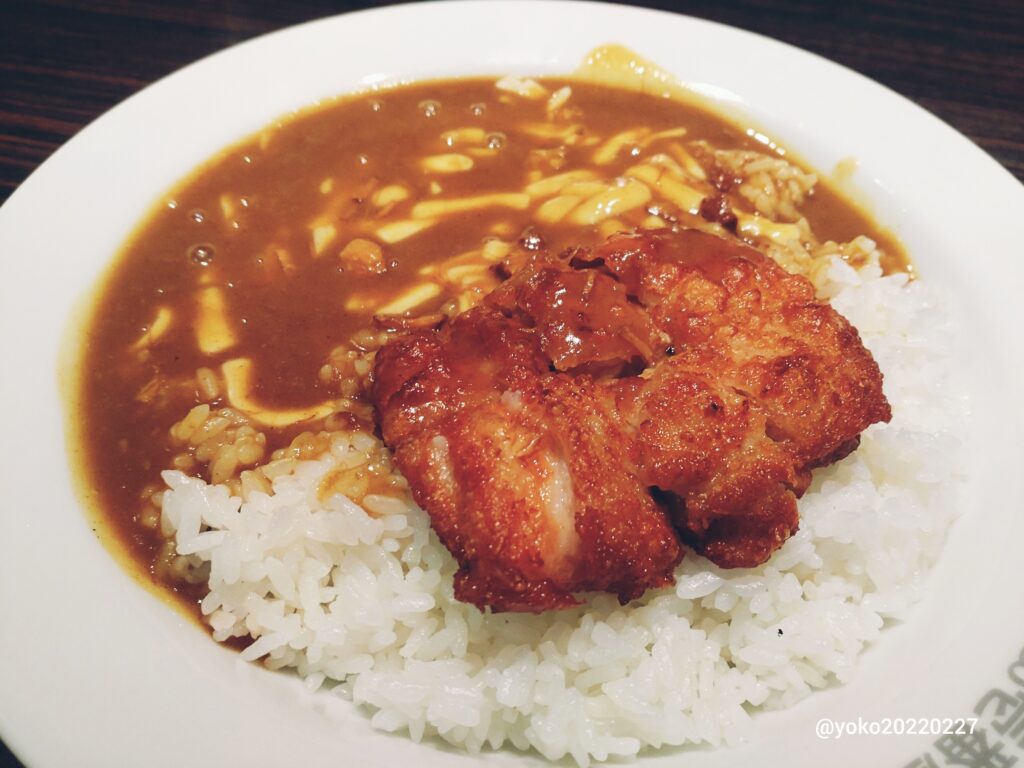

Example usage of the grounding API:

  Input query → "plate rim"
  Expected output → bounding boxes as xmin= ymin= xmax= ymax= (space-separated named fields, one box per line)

xmin=1 ymin=3 xmax=1023 ymax=768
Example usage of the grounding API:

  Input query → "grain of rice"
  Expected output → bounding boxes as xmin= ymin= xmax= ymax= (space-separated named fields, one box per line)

xmin=170 ymin=404 xmax=210 ymax=442
xmin=189 ymin=415 xmax=230 ymax=446
xmin=209 ymin=445 xmax=238 ymax=484
xmin=196 ymin=366 xmax=220 ymax=400
xmin=170 ymin=452 xmax=196 ymax=471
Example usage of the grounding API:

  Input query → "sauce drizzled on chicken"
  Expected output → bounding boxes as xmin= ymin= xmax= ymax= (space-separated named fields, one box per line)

xmin=372 ymin=228 xmax=891 ymax=613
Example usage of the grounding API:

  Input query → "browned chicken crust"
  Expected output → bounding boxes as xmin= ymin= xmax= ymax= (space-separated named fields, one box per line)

xmin=372 ymin=229 xmax=891 ymax=612
xmin=373 ymin=309 xmax=683 ymax=612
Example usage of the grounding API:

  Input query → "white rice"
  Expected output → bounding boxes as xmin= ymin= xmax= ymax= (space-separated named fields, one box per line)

xmin=160 ymin=253 xmax=965 ymax=765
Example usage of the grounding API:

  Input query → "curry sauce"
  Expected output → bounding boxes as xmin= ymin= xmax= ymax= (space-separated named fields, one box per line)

xmin=74 ymin=74 xmax=908 ymax=614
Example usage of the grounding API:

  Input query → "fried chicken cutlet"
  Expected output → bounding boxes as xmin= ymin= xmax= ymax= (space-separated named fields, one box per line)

xmin=371 ymin=228 xmax=891 ymax=612
xmin=372 ymin=308 xmax=683 ymax=612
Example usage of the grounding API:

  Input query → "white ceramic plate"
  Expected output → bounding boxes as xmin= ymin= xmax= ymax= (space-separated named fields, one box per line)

xmin=2 ymin=2 xmax=1023 ymax=766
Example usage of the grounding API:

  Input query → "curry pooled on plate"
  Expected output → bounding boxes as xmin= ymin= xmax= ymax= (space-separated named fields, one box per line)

xmin=78 ymin=65 xmax=898 ymax=614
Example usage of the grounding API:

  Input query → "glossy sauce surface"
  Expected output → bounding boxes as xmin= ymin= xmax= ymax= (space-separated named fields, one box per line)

xmin=75 ymin=75 xmax=907 ymax=611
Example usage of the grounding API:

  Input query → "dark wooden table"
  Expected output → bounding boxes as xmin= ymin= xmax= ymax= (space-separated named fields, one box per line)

xmin=0 ymin=0 xmax=1021 ymax=764
xmin=2 ymin=0 xmax=1022 ymax=208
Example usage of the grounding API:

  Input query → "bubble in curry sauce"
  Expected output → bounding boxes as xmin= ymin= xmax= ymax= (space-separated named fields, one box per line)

xmin=188 ymin=243 xmax=215 ymax=267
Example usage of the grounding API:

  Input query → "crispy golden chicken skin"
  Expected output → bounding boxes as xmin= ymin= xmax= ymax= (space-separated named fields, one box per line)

xmin=372 ymin=309 xmax=683 ymax=612
xmin=371 ymin=229 xmax=891 ymax=611
xmin=583 ymin=230 xmax=892 ymax=566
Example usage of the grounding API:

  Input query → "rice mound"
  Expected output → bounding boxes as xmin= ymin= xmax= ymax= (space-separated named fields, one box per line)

xmin=161 ymin=253 xmax=964 ymax=765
